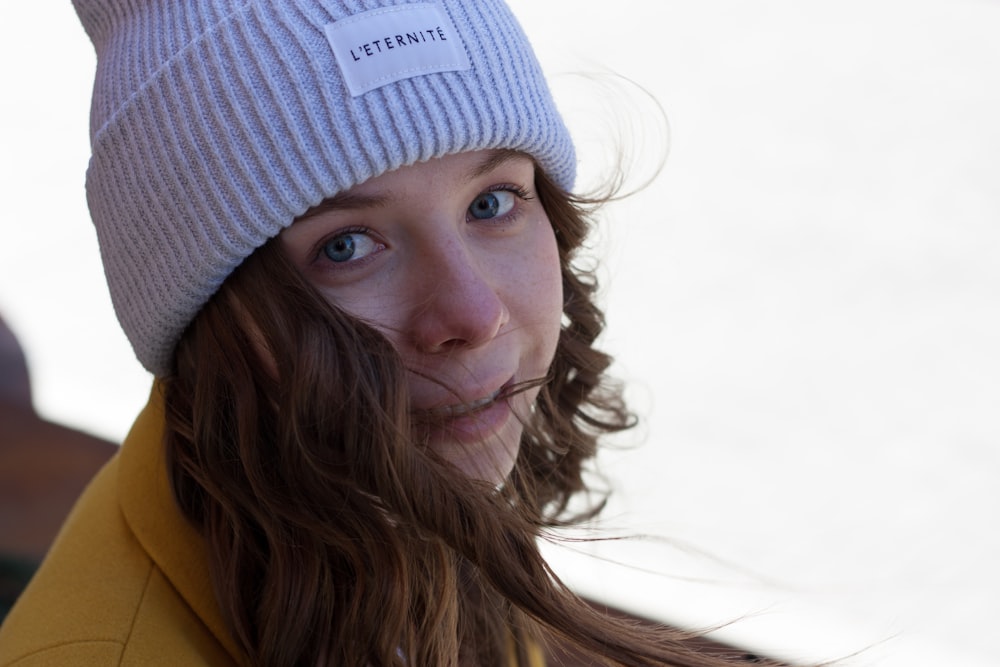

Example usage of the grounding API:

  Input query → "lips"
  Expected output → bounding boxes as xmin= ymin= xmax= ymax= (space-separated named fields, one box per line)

xmin=420 ymin=387 xmax=503 ymax=419
xmin=411 ymin=377 xmax=514 ymax=423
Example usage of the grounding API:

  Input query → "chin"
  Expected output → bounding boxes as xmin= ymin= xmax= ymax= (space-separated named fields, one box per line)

xmin=452 ymin=435 xmax=521 ymax=485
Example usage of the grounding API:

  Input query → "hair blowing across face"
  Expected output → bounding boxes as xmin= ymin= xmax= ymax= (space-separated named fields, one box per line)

xmin=162 ymin=169 xmax=775 ymax=667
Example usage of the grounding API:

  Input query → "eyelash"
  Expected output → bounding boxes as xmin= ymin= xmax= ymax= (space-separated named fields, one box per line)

xmin=492 ymin=184 xmax=533 ymax=202
xmin=489 ymin=183 xmax=532 ymax=200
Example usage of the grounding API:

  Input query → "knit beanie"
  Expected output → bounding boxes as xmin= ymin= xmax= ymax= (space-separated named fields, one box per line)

xmin=72 ymin=0 xmax=576 ymax=375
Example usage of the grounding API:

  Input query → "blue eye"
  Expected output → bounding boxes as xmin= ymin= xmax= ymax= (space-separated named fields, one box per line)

xmin=322 ymin=231 xmax=379 ymax=263
xmin=469 ymin=190 xmax=515 ymax=220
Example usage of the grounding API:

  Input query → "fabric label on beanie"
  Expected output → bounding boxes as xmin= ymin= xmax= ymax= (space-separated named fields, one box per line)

xmin=325 ymin=3 xmax=471 ymax=96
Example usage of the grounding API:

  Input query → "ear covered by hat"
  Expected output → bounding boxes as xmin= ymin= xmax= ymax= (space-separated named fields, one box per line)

xmin=72 ymin=0 xmax=575 ymax=375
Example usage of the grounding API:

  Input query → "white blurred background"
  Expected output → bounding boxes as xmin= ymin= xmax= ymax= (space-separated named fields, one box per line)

xmin=1 ymin=2 xmax=998 ymax=665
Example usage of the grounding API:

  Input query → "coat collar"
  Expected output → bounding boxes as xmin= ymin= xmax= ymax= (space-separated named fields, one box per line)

xmin=117 ymin=383 xmax=243 ymax=663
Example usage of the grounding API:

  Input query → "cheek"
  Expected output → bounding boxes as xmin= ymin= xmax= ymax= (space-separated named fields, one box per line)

xmin=511 ymin=220 xmax=563 ymax=358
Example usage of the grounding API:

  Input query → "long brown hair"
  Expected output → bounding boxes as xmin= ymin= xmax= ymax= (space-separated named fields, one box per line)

xmin=163 ymin=167 xmax=774 ymax=666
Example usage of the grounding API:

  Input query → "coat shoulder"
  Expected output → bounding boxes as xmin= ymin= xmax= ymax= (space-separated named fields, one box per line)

xmin=0 ymin=456 xmax=230 ymax=666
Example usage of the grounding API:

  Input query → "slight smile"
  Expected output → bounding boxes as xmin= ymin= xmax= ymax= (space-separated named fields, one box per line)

xmin=420 ymin=386 xmax=505 ymax=419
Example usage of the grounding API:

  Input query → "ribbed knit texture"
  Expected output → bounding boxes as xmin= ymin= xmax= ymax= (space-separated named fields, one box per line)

xmin=72 ymin=0 xmax=576 ymax=375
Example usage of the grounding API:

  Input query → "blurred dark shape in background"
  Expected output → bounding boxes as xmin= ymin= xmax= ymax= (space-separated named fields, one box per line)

xmin=0 ymin=316 xmax=117 ymax=620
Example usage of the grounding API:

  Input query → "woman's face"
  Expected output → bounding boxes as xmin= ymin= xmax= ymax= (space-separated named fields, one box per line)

xmin=279 ymin=150 xmax=563 ymax=484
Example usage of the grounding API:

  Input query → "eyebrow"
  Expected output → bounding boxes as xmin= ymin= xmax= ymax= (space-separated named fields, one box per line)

xmin=467 ymin=148 xmax=531 ymax=182
xmin=298 ymin=191 xmax=390 ymax=220
xmin=298 ymin=149 xmax=532 ymax=220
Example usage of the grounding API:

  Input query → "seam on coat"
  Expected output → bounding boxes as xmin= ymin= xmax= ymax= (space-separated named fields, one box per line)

xmin=3 ymin=639 xmax=124 ymax=666
xmin=115 ymin=561 xmax=156 ymax=666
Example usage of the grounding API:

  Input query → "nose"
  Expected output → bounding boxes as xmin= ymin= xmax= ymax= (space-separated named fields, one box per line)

xmin=406 ymin=239 xmax=509 ymax=353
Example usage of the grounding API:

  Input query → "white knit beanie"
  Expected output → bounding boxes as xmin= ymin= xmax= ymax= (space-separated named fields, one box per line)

xmin=72 ymin=0 xmax=576 ymax=375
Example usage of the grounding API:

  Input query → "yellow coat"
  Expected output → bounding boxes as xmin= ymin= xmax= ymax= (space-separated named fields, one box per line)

xmin=0 ymin=388 xmax=545 ymax=666
xmin=0 ymin=388 xmax=239 ymax=665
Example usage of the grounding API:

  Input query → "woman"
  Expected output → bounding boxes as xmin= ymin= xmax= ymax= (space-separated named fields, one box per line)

xmin=0 ymin=0 xmax=778 ymax=664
